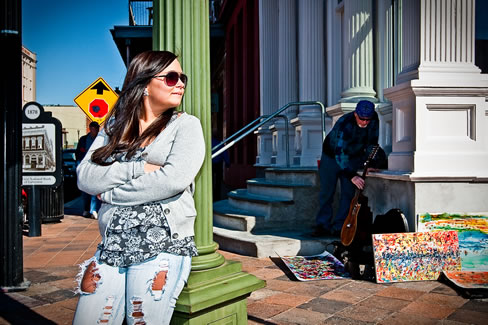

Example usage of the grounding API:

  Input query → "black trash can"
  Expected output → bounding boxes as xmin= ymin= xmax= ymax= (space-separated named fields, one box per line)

xmin=40 ymin=182 xmax=64 ymax=222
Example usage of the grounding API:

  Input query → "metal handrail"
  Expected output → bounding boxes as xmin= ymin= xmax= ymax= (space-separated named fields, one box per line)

xmin=212 ymin=115 xmax=290 ymax=167
xmin=211 ymin=101 xmax=326 ymax=165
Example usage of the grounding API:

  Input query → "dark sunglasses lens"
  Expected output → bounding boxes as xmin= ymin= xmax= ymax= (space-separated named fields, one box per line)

xmin=165 ymin=72 xmax=179 ymax=86
xmin=180 ymin=74 xmax=188 ymax=85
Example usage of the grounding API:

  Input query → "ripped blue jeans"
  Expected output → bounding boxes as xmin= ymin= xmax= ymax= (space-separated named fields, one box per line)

xmin=73 ymin=250 xmax=192 ymax=325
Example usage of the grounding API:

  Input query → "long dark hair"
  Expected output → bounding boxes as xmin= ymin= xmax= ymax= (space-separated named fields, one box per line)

xmin=91 ymin=51 xmax=179 ymax=165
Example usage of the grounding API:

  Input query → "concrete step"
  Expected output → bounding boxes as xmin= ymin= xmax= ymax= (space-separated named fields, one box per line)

xmin=213 ymin=200 xmax=265 ymax=232
xmin=246 ymin=178 xmax=311 ymax=200
xmin=213 ymin=226 xmax=339 ymax=257
xmin=227 ymin=189 xmax=294 ymax=218
xmin=264 ymin=167 xmax=319 ymax=186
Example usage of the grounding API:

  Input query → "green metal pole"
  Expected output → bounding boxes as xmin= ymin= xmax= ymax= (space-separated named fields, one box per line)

xmin=153 ymin=1 xmax=265 ymax=323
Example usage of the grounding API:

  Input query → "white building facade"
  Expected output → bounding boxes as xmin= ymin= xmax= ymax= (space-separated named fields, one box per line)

xmin=256 ymin=0 xmax=488 ymax=229
xmin=22 ymin=46 xmax=37 ymax=106
xmin=44 ymin=105 xmax=88 ymax=148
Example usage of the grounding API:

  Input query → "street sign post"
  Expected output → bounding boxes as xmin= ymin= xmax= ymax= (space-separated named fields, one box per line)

xmin=74 ymin=77 xmax=118 ymax=125
xmin=22 ymin=102 xmax=63 ymax=237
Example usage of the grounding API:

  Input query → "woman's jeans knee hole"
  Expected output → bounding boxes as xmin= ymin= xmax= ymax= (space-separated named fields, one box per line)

xmin=129 ymin=297 xmax=146 ymax=324
xmin=150 ymin=259 xmax=169 ymax=300
xmin=99 ymin=296 xmax=115 ymax=323
xmin=80 ymin=260 xmax=101 ymax=294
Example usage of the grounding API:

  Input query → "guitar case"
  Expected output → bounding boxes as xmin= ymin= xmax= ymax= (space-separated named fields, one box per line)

xmin=333 ymin=203 xmax=408 ymax=281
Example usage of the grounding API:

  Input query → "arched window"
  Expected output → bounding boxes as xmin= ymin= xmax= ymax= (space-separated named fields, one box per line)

xmin=37 ymin=136 xmax=43 ymax=149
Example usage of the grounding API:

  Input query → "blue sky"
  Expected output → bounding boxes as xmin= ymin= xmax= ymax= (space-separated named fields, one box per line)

xmin=22 ymin=0 xmax=129 ymax=105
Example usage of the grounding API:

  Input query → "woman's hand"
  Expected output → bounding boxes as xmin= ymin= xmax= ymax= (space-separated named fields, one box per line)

xmin=144 ymin=162 xmax=162 ymax=173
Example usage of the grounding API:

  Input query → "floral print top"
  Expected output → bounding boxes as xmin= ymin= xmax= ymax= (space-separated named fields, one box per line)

xmin=98 ymin=148 xmax=198 ymax=267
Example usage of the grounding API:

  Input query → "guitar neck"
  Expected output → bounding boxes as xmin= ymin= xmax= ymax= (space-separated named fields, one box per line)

xmin=360 ymin=144 xmax=380 ymax=179
xmin=353 ymin=187 xmax=362 ymax=200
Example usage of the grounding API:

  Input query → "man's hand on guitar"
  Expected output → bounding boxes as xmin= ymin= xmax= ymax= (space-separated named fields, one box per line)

xmin=351 ymin=175 xmax=365 ymax=190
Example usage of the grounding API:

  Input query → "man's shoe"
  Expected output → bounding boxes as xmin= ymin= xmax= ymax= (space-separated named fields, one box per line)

xmin=311 ymin=226 xmax=329 ymax=237
xmin=90 ymin=211 xmax=98 ymax=220
xmin=82 ymin=211 xmax=90 ymax=218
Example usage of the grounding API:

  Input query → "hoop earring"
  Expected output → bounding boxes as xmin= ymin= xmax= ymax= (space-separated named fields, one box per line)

xmin=143 ymin=88 xmax=149 ymax=96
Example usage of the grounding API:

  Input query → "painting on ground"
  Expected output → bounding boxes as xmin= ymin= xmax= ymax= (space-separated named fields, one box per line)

xmin=281 ymin=250 xmax=350 ymax=281
xmin=418 ymin=213 xmax=488 ymax=271
xmin=373 ymin=231 xmax=461 ymax=283
xmin=443 ymin=271 xmax=488 ymax=290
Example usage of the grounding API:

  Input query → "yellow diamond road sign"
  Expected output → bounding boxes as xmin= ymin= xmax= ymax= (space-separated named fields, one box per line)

xmin=74 ymin=77 xmax=118 ymax=125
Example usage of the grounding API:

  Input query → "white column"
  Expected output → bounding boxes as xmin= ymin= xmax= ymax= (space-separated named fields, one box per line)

xmin=278 ymin=0 xmax=297 ymax=113
xmin=341 ymin=0 xmax=376 ymax=100
xmin=395 ymin=0 xmax=421 ymax=84
xmin=271 ymin=0 xmax=297 ymax=166
xmin=385 ymin=0 xmax=420 ymax=171
xmin=416 ymin=0 xmax=481 ymax=84
xmin=326 ymin=0 xmax=342 ymax=107
xmin=297 ymin=0 xmax=326 ymax=113
xmin=256 ymin=0 xmax=279 ymax=166
xmin=291 ymin=0 xmax=325 ymax=166
xmin=385 ymin=0 xmax=488 ymax=177
xmin=326 ymin=0 xmax=376 ymax=140
xmin=413 ymin=0 xmax=488 ymax=177
xmin=376 ymin=0 xmax=395 ymax=155
xmin=376 ymin=0 xmax=395 ymax=101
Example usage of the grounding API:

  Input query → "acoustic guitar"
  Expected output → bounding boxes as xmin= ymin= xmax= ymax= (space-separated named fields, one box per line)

xmin=340 ymin=144 xmax=379 ymax=246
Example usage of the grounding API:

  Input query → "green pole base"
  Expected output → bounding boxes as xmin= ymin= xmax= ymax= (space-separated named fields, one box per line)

xmin=171 ymin=297 xmax=247 ymax=325
xmin=172 ymin=260 xmax=265 ymax=324
xmin=191 ymin=242 xmax=226 ymax=271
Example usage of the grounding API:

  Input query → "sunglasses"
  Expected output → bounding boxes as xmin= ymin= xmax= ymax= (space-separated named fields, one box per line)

xmin=355 ymin=113 xmax=371 ymax=122
xmin=154 ymin=71 xmax=188 ymax=87
xmin=357 ymin=116 xmax=371 ymax=122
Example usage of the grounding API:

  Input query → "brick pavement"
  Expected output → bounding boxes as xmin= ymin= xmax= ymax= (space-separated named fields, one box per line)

xmin=1 ymin=214 xmax=487 ymax=324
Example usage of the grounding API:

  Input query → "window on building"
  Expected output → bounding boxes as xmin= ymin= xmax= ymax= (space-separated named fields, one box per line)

xmin=37 ymin=136 xmax=43 ymax=149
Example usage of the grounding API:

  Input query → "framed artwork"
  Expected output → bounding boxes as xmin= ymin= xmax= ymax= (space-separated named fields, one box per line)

xmin=373 ymin=231 xmax=461 ymax=283
xmin=418 ymin=213 xmax=488 ymax=271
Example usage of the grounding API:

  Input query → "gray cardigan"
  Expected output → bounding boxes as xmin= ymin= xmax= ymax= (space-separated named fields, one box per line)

xmin=76 ymin=112 xmax=205 ymax=241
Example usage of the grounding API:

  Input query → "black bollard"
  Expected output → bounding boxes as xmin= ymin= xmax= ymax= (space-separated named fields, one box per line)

xmin=27 ymin=185 xmax=42 ymax=237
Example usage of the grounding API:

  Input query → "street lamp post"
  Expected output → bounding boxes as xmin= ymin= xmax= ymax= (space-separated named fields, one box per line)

xmin=0 ymin=0 xmax=27 ymax=290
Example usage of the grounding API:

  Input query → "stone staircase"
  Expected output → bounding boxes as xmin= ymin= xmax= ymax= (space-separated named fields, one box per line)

xmin=213 ymin=167 xmax=339 ymax=257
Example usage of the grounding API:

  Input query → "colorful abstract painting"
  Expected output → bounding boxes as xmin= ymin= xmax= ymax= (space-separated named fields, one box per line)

xmin=418 ymin=213 xmax=488 ymax=271
xmin=281 ymin=250 xmax=350 ymax=281
xmin=373 ymin=231 xmax=461 ymax=283
xmin=443 ymin=271 xmax=488 ymax=289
